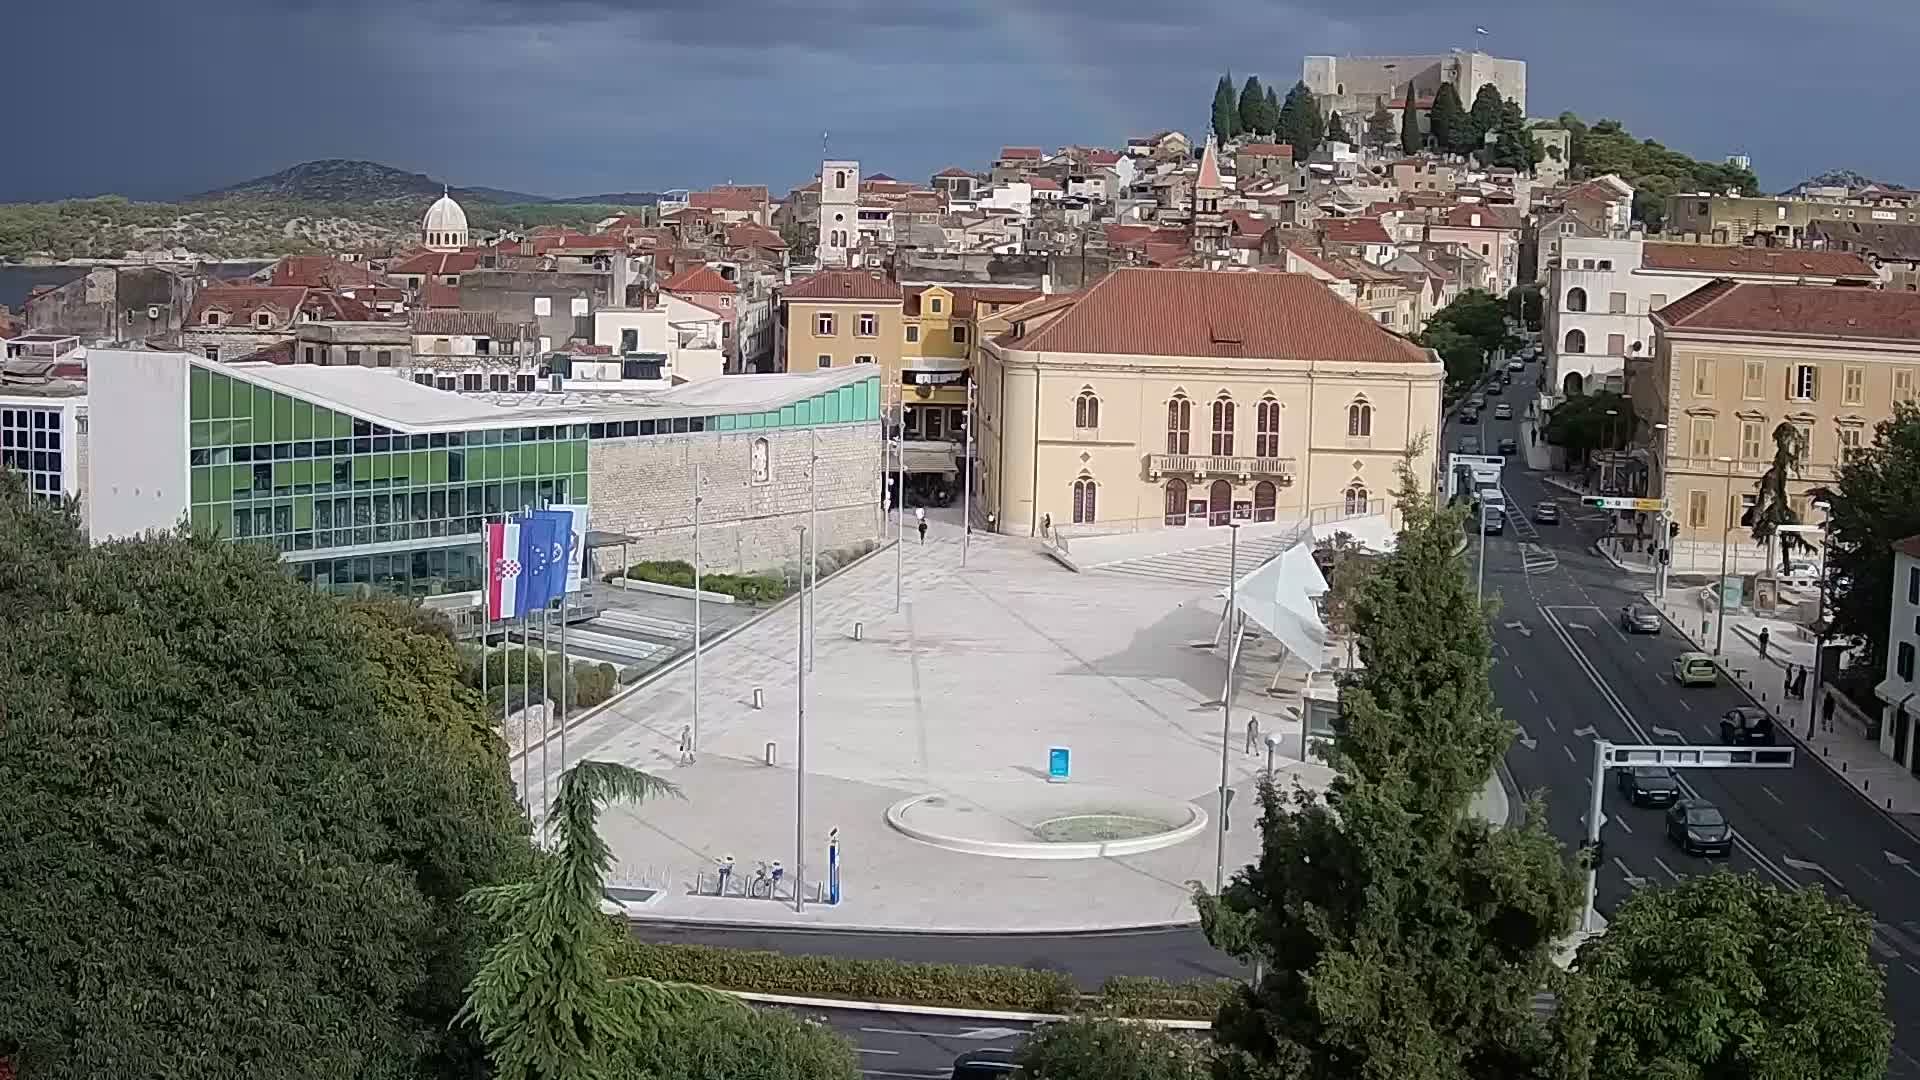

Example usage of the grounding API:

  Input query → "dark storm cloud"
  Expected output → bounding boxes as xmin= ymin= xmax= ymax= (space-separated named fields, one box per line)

xmin=4 ymin=0 xmax=1913 ymax=203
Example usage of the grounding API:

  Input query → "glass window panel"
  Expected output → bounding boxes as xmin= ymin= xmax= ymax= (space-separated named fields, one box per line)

xmin=190 ymin=366 xmax=211 ymax=420
xmin=210 ymin=372 xmax=232 ymax=418
xmin=248 ymin=386 xmax=271 ymax=442
xmin=447 ymin=450 xmax=464 ymax=483
xmin=413 ymin=450 xmax=431 ymax=483
xmin=191 ymin=421 xmax=210 ymax=448
xmin=274 ymin=395 xmax=293 ymax=442
xmin=190 ymin=468 xmax=210 ymax=503
xmin=293 ymin=399 xmax=314 ymax=440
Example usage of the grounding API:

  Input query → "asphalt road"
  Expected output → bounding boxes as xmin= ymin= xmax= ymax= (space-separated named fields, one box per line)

xmin=1459 ymin=361 xmax=1920 ymax=1078
xmin=762 ymin=1003 xmax=1040 ymax=1079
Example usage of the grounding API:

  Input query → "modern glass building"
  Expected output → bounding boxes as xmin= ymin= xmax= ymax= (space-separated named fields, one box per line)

xmin=90 ymin=350 xmax=883 ymax=598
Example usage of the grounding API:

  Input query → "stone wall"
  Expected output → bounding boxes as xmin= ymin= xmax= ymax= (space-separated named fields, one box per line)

xmin=587 ymin=421 xmax=882 ymax=577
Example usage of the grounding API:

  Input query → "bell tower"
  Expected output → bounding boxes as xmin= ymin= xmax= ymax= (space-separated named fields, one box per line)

xmin=817 ymin=159 xmax=860 ymax=267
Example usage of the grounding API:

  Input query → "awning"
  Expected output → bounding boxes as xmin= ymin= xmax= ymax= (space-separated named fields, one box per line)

xmin=1872 ymin=678 xmax=1920 ymax=721
xmin=1217 ymin=540 xmax=1330 ymax=671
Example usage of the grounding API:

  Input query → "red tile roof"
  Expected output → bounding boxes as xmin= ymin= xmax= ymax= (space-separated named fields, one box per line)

xmin=1084 ymin=150 xmax=1123 ymax=166
xmin=1196 ymin=137 xmax=1223 ymax=190
xmin=725 ymin=221 xmax=787 ymax=251
xmin=935 ymin=166 xmax=974 ymax=178
xmin=267 ymin=255 xmax=387 ymax=289
xmin=1639 ymin=243 xmax=1876 ymax=279
xmin=996 ymin=268 xmax=1431 ymax=363
xmin=411 ymin=310 xmax=511 ymax=336
xmin=710 ymin=184 xmax=770 ymax=201
xmin=999 ymin=146 xmax=1043 ymax=160
xmin=1103 ymin=223 xmax=1186 ymax=248
xmin=187 ymin=286 xmax=310 ymax=327
xmin=904 ymin=285 xmax=1046 ymax=317
xmin=661 ymin=264 xmax=738 ymax=295
xmin=1236 ymin=143 xmax=1294 ymax=159
xmin=781 ymin=269 xmax=904 ymax=303
xmin=388 ymin=250 xmax=481 ymax=276
xmin=1224 ymin=209 xmax=1269 ymax=236
xmin=1653 ymin=280 xmax=1920 ymax=342
xmin=690 ymin=189 xmax=759 ymax=212
xmin=421 ymin=281 xmax=460 ymax=309
xmin=1893 ymin=535 xmax=1920 ymax=559
xmin=1028 ymin=176 xmax=1061 ymax=192
xmin=1322 ymin=217 xmax=1394 ymax=245
xmin=1435 ymin=205 xmax=1522 ymax=231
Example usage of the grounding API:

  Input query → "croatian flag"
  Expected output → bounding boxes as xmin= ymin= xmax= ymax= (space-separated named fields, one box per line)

xmin=486 ymin=520 xmax=525 ymax=620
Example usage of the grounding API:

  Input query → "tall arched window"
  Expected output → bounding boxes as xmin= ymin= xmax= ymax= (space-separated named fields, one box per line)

xmin=1164 ymin=478 xmax=1189 ymax=526
xmin=1347 ymin=398 xmax=1373 ymax=437
xmin=1074 ymin=388 xmax=1100 ymax=429
xmin=1564 ymin=328 xmax=1586 ymax=354
xmin=1254 ymin=480 xmax=1277 ymax=522
xmin=835 ymin=170 xmax=848 ymax=189
xmin=1072 ymin=475 xmax=1098 ymax=524
xmin=1208 ymin=479 xmax=1233 ymax=526
xmin=1210 ymin=394 xmax=1235 ymax=455
xmin=1255 ymin=396 xmax=1281 ymax=457
xmin=1166 ymin=395 xmax=1192 ymax=454
xmin=1562 ymin=371 xmax=1586 ymax=397
xmin=1344 ymin=483 xmax=1370 ymax=516
xmin=1566 ymin=287 xmax=1588 ymax=312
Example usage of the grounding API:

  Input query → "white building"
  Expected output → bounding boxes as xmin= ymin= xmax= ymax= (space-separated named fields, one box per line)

xmin=587 ymin=295 xmax=726 ymax=384
xmin=0 ymin=385 xmax=87 ymax=525
xmin=1877 ymin=536 xmax=1920 ymax=773
xmin=422 ymin=191 xmax=470 ymax=252
xmin=817 ymin=160 xmax=860 ymax=268
xmin=1544 ymin=237 xmax=1880 ymax=401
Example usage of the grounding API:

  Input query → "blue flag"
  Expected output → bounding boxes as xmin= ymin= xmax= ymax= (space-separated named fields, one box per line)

xmin=517 ymin=512 xmax=559 ymax=611
xmin=533 ymin=509 xmax=574 ymax=605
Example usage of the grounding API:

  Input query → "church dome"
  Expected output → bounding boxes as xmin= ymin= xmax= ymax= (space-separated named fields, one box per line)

xmin=422 ymin=191 xmax=470 ymax=251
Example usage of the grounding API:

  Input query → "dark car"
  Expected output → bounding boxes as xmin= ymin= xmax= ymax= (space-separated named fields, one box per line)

xmin=1458 ymin=436 xmax=1481 ymax=454
xmin=1486 ymin=381 xmax=1503 ymax=395
xmin=1665 ymin=798 xmax=1732 ymax=857
xmin=1532 ymin=501 xmax=1560 ymax=524
xmin=1497 ymin=437 xmax=1518 ymax=456
xmin=1458 ymin=409 xmax=1480 ymax=425
xmin=1619 ymin=604 xmax=1662 ymax=634
xmin=1719 ymin=706 xmax=1776 ymax=746
xmin=1616 ymin=766 xmax=1681 ymax=807
xmin=952 ymin=1049 xmax=1021 ymax=1078
xmin=1480 ymin=508 xmax=1506 ymax=535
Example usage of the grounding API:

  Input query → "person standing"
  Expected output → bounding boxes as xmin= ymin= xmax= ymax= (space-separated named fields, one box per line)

xmin=1757 ymin=625 xmax=1771 ymax=659
xmin=679 ymin=724 xmax=695 ymax=765
xmin=1244 ymin=716 xmax=1261 ymax=755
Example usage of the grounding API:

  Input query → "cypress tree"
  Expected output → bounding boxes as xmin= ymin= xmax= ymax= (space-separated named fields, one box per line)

xmin=1326 ymin=109 xmax=1350 ymax=145
xmin=1366 ymin=96 xmax=1396 ymax=148
xmin=1265 ymin=85 xmax=1281 ymax=134
xmin=1429 ymin=83 xmax=1467 ymax=154
xmin=1276 ymin=81 xmax=1324 ymax=158
xmin=1239 ymin=76 xmax=1267 ymax=138
xmin=1400 ymin=92 xmax=1421 ymax=152
xmin=1465 ymin=83 xmax=1505 ymax=155
xmin=1212 ymin=73 xmax=1239 ymax=139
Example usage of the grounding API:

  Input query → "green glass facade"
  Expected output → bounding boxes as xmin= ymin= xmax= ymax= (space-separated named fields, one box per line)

xmin=183 ymin=362 xmax=882 ymax=598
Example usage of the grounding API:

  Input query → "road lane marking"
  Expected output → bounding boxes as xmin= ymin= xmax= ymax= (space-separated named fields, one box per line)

xmin=1677 ymin=698 xmax=1692 ymax=711
xmin=1653 ymin=856 xmax=1683 ymax=881
xmin=1514 ymin=665 xmax=1525 ymax=679
xmin=1563 ymin=745 xmax=1576 ymax=763
xmin=1613 ymin=813 xmax=1633 ymax=835
xmin=1635 ymin=650 xmax=1646 ymax=662
xmin=1612 ymin=857 xmax=1647 ymax=887
xmin=1783 ymin=856 xmax=1848 ymax=893
xmin=1761 ymin=785 xmax=1783 ymax=804
xmin=1528 ymin=688 xmax=1539 ymax=703
xmin=858 ymin=1048 xmax=903 ymax=1056
xmin=1544 ymin=715 xmax=1557 ymax=732
xmin=1909 ymin=963 xmax=1920 ymax=977
xmin=1859 ymin=865 xmax=1884 ymax=885
xmin=1806 ymin=825 xmax=1828 ymax=842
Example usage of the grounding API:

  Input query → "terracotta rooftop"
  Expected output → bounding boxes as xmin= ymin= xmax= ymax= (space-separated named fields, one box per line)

xmin=1028 ymin=176 xmax=1061 ymax=192
xmin=725 ymin=221 xmax=787 ymax=251
xmin=904 ymin=285 xmax=1046 ymax=318
xmin=690 ymin=189 xmax=760 ymax=212
xmin=1321 ymin=217 xmax=1394 ymax=245
xmin=995 ymin=268 xmax=1431 ymax=363
xmin=1639 ymin=243 xmax=1876 ymax=279
xmin=188 ymin=286 xmax=371 ymax=327
xmin=1653 ymin=280 xmax=1920 ymax=343
xmin=1083 ymin=149 xmax=1123 ymax=166
xmin=1196 ymin=137 xmax=1223 ymax=190
xmin=421 ymin=281 xmax=460 ymax=309
xmin=781 ymin=269 xmax=904 ymax=303
xmin=1894 ymin=535 xmax=1920 ymax=560
xmin=1436 ymin=205 xmax=1523 ymax=230
xmin=388 ymin=250 xmax=481 ymax=276
xmin=411 ymin=310 xmax=508 ymax=337
xmin=661 ymin=264 xmax=738 ymax=295
xmin=1236 ymin=142 xmax=1294 ymax=158
xmin=267 ymin=255 xmax=387 ymax=290
xmin=999 ymin=146 xmax=1044 ymax=160
xmin=935 ymin=166 xmax=974 ymax=178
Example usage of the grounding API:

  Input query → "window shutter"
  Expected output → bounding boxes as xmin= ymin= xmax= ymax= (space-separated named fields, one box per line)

xmin=1785 ymin=366 xmax=1795 ymax=400
xmin=1809 ymin=366 xmax=1820 ymax=401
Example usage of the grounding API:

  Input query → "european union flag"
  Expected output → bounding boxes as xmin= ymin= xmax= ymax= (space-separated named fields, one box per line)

xmin=532 ymin=509 xmax=574 ymax=605
xmin=517 ymin=512 xmax=560 ymax=611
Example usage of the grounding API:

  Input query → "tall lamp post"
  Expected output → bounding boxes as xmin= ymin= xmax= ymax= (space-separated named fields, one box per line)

xmin=1215 ymin=523 xmax=1241 ymax=895
xmin=1713 ymin=455 xmax=1736 ymax=656
xmin=1781 ymin=504 xmax=1832 ymax=735
xmin=1651 ymin=422 xmax=1670 ymax=597
xmin=1475 ymin=497 xmax=1491 ymax=605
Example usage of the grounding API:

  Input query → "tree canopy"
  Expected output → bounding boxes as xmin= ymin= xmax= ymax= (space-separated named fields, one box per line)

xmin=1213 ymin=74 xmax=1240 ymax=140
xmin=1487 ymin=100 xmax=1541 ymax=173
xmin=1325 ymin=110 xmax=1350 ymax=145
xmin=1742 ymin=420 xmax=1813 ymax=575
xmin=1544 ymin=111 xmax=1760 ymax=227
xmin=1419 ymin=288 xmax=1516 ymax=393
xmin=1276 ymin=81 xmax=1325 ymax=159
xmin=1542 ymin=391 xmax=1637 ymax=465
xmin=0 ymin=474 xmax=530 ymax=1080
xmin=1554 ymin=873 xmax=1890 ymax=1080
xmin=1463 ymin=84 xmax=1505 ymax=154
xmin=1366 ymin=97 xmax=1396 ymax=148
xmin=1429 ymin=84 xmax=1467 ymax=155
xmin=1400 ymin=94 xmax=1422 ymax=153
xmin=1017 ymin=1017 xmax=1214 ymax=1080
xmin=1239 ymin=76 xmax=1274 ymax=137
xmin=1823 ymin=402 xmax=1920 ymax=678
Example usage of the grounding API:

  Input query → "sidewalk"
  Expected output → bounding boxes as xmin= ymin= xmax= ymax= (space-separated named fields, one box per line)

xmin=1644 ymin=588 xmax=1920 ymax=836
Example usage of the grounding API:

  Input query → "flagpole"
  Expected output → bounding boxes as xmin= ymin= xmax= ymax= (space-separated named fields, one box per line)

xmin=558 ymin=595 xmax=568 ymax=784
xmin=692 ymin=465 xmax=703 ymax=753
xmin=808 ymin=429 xmax=818 ymax=674
xmin=480 ymin=515 xmax=490 ymax=720
xmin=541 ymin=604 xmax=551 ymax=829
xmin=520 ymin=607 xmax=530 ymax=812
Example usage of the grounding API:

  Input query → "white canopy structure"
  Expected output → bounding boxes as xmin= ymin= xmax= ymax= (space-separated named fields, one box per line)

xmin=1216 ymin=540 xmax=1331 ymax=673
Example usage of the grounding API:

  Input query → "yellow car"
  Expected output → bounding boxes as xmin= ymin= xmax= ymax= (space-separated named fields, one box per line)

xmin=1673 ymin=652 xmax=1718 ymax=688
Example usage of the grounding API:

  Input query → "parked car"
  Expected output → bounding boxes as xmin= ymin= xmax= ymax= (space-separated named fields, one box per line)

xmin=1616 ymin=766 xmax=1681 ymax=807
xmin=1497 ymin=437 xmax=1518 ymax=455
xmin=1619 ymin=604 xmax=1662 ymax=634
xmin=952 ymin=1050 xmax=1020 ymax=1079
xmin=1720 ymin=706 xmax=1776 ymax=745
xmin=1480 ymin=508 xmax=1506 ymax=535
xmin=1507 ymin=359 xmax=1526 ymax=372
xmin=1469 ymin=396 xmax=1486 ymax=410
xmin=1486 ymin=381 xmax=1503 ymax=396
xmin=1673 ymin=651 xmax=1718 ymax=687
xmin=1458 ymin=409 xmax=1479 ymax=425
xmin=1494 ymin=403 xmax=1513 ymax=420
xmin=1664 ymin=798 xmax=1732 ymax=857
xmin=1458 ymin=436 xmax=1481 ymax=454
xmin=1777 ymin=560 xmax=1820 ymax=586
xmin=1532 ymin=501 xmax=1560 ymax=524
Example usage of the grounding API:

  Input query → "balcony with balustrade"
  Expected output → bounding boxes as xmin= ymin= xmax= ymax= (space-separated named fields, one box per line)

xmin=1145 ymin=452 xmax=1297 ymax=483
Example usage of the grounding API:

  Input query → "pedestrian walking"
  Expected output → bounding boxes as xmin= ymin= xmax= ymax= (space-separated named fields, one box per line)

xmin=1757 ymin=626 xmax=1770 ymax=659
xmin=1783 ymin=663 xmax=1796 ymax=700
xmin=916 ymin=507 xmax=928 ymax=544
xmin=678 ymin=724 xmax=695 ymax=765
xmin=1245 ymin=716 xmax=1261 ymax=755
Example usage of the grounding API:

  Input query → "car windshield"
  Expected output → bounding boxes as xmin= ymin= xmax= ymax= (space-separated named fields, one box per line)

xmin=1634 ymin=768 xmax=1674 ymax=782
xmin=1686 ymin=807 xmax=1726 ymax=827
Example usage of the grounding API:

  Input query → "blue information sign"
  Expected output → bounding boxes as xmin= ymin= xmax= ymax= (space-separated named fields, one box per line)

xmin=1047 ymin=746 xmax=1071 ymax=782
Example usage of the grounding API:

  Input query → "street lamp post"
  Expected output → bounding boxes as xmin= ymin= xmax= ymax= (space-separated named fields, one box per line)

xmin=1215 ymin=522 xmax=1241 ymax=895
xmin=692 ymin=465 xmax=703 ymax=751
xmin=962 ymin=378 xmax=975 ymax=567
xmin=1652 ymin=422 xmax=1670 ymax=597
xmin=795 ymin=525 xmax=808 ymax=913
xmin=1476 ymin=498 xmax=1490 ymax=605
xmin=1714 ymin=455 xmax=1736 ymax=657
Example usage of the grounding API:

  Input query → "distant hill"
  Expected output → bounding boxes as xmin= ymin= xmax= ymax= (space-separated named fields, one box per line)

xmin=191 ymin=159 xmax=662 ymax=206
xmin=1778 ymin=169 xmax=1900 ymax=196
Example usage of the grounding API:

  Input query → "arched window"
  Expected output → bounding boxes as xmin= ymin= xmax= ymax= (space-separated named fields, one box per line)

xmin=1255 ymin=396 xmax=1281 ymax=457
xmin=1072 ymin=475 xmax=1098 ymax=524
xmin=1344 ymin=483 xmax=1370 ymax=516
xmin=1562 ymin=371 xmax=1586 ymax=397
xmin=1564 ymin=328 xmax=1586 ymax=354
xmin=1074 ymin=388 xmax=1100 ymax=429
xmin=1566 ymin=287 xmax=1588 ymax=312
xmin=1254 ymin=480 xmax=1277 ymax=522
xmin=1166 ymin=395 xmax=1191 ymax=455
xmin=1210 ymin=394 xmax=1235 ymax=455
xmin=1347 ymin=398 xmax=1372 ymax=437
xmin=835 ymin=170 xmax=848 ymax=189
xmin=1164 ymin=478 xmax=1189 ymax=526
xmin=1208 ymin=479 xmax=1233 ymax=526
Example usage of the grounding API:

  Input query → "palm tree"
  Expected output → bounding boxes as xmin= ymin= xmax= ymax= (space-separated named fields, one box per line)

xmin=1745 ymin=421 xmax=1811 ymax=582
xmin=459 ymin=760 xmax=707 ymax=1080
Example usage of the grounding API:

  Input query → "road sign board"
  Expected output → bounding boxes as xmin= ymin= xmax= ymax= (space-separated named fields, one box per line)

xmin=1580 ymin=496 xmax=1666 ymax=512
xmin=1602 ymin=744 xmax=1794 ymax=769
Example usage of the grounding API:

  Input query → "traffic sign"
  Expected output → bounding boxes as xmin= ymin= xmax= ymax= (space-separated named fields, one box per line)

xmin=1580 ymin=496 xmax=1665 ymax=512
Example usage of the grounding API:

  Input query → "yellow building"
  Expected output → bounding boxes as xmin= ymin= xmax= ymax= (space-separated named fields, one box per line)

xmin=1638 ymin=280 xmax=1920 ymax=574
xmin=978 ymin=268 xmax=1444 ymax=537
xmin=899 ymin=283 xmax=1044 ymax=439
xmin=777 ymin=269 xmax=905 ymax=376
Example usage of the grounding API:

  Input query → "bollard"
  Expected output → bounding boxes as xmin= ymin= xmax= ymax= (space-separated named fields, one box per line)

xmin=1864 ymin=779 xmax=1870 ymax=791
xmin=765 ymin=741 xmax=776 ymax=766
xmin=752 ymin=687 xmax=765 ymax=710
xmin=1890 ymin=798 xmax=1895 ymax=810
xmin=854 ymin=622 xmax=864 ymax=641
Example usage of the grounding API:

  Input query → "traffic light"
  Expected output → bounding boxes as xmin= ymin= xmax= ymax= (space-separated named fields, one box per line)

xmin=1669 ymin=521 xmax=1681 ymax=539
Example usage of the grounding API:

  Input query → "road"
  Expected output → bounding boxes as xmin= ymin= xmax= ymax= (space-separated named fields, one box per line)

xmin=1459 ymin=360 xmax=1920 ymax=1078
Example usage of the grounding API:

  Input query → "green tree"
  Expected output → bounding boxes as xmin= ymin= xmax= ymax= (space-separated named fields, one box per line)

xmin=1213 ymin=73 xmax=1241 ymax=140
xmin=1464 ymin=84 xmax=1505 ymax=156
xmin=1421 ymin=323 xmax=1487 ymax=395
xmin=1239 ymin=76 xmax=1268 ymax=137
xmin=1429 ymin=84 xmax=1467 ymax=154
xmin=1277 ymin=81 xmax=1324 ymax=158
xmin=1313 ymin=532 xmax=1380 ymax=668
xmin=1555 ymin=873 xmax=1889 ymax=1080
xmin=1265 ymin=85 xmax=1281 ymax=133
xmin=1422 ymin=287 xmax=1517 ymax=364
xmin=1365 ymin=97 xmax=1396 ymax=148
xmin=1016 ymin=1017 xmax=1214 ymax=1080
xmin=1506 ymin=284 xmax=1542 ymax=332
xmin=1399 ymin=93 xmax=1422 ymax=152
xmin=0 ymin=477 xmax=530 ymax=1080
xmin=1541 ymin=391 xmax=1636 ymax=467
xmin=1743 ymin=420 xmax=1812 ymax=579
xmin=1325 ymin=110 xmax=1350 ymax=144
xmin=1487 ymin=100 xmax=1541 ymax=173
xmin=613 ymin=999 xmax=859 ymax=1080
xmin=1552 ymin=111 xmax=1759 ymax=224
xmin=1823 ymin=403 xmax=1920 ymax=679
xmin=1197 ymin=461 xmax=1581 ymax=1080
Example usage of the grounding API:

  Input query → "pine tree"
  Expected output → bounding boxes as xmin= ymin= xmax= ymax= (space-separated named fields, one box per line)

xmin=1325 ymin=109 xmax=1350 ymax=145
xmin=1399 ymin=92 xmax=1421 ymax=152
xmin=1366 ymin=96 xmax=1396 ymax=148
xmin=1465 ymin=83 xmax=1505 ymax=156
xmin=1276 ymin=81 xmax=1324 ymax=158
xmin=1488 ymin=99 xmax=1542 ymax=173
xmin=1239 ymin=76 xmax=1267 ymax=138
xmin=1212 ymin=73 xmax=1240 ymax=140
xmin=1265 ymin=86 xmax=1281 ymax=134
xmin=1429 ymin=83 xmax=1467 ymax=154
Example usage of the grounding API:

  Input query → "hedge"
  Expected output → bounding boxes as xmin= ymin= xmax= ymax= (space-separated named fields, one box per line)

xmin=607 ymin=560 xmax=791 ymax=604
xmin=605 ymin=939 xmax=1236 ymax=1019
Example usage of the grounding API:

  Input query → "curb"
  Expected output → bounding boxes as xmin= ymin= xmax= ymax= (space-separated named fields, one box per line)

xmin=724 ymin=989 xmax=1214 ymax=1029
xmin=626 ymin=913 xmax=1207 ymax=936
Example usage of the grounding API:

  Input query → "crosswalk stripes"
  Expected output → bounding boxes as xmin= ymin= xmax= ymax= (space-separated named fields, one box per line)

xmin=1521 ymin=542 xmax=1560 ymax=575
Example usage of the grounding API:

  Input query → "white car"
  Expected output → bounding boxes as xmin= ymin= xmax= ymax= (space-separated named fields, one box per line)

xmin=1507 ymin=359 xmax=1526 ymax=372
xmin=1777 ymin=560 xmax=1820 ymax=586
xmin=1494 ymin=403 xmax=1513 ymax=419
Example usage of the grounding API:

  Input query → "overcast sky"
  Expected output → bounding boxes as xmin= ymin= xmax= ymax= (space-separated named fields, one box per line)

xmin=6 ymin=0 xmax=1911 ymax=202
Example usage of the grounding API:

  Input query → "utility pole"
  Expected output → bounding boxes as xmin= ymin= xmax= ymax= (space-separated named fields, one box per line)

xmin=962 ymin=377 xmax=975 ymax=567
xmin=894 ymin=401 xmax=904 ymax=613
xmin=1476 ymin=499 xmax=1490 ymax=604
xmin=1215 ymin=523 xmax=1241 ymax=894
xmin=809 ymin=430 xmax=818 ymax=672
xmin=692 ymin=464 xmax=703 ymax=751
xmin=1713 ymin=456 xmax=1734 ymax=656
xmin=795 ymin=525 xmax=808 ymax=913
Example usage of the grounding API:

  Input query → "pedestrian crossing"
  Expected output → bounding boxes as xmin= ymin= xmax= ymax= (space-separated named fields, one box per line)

xmin=1521 ymin=542 xmax=1560 ymax=575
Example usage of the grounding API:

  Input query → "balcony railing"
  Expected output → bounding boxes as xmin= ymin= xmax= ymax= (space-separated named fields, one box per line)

xmin=1146 ymin=453 xmax=1297 ymax=480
